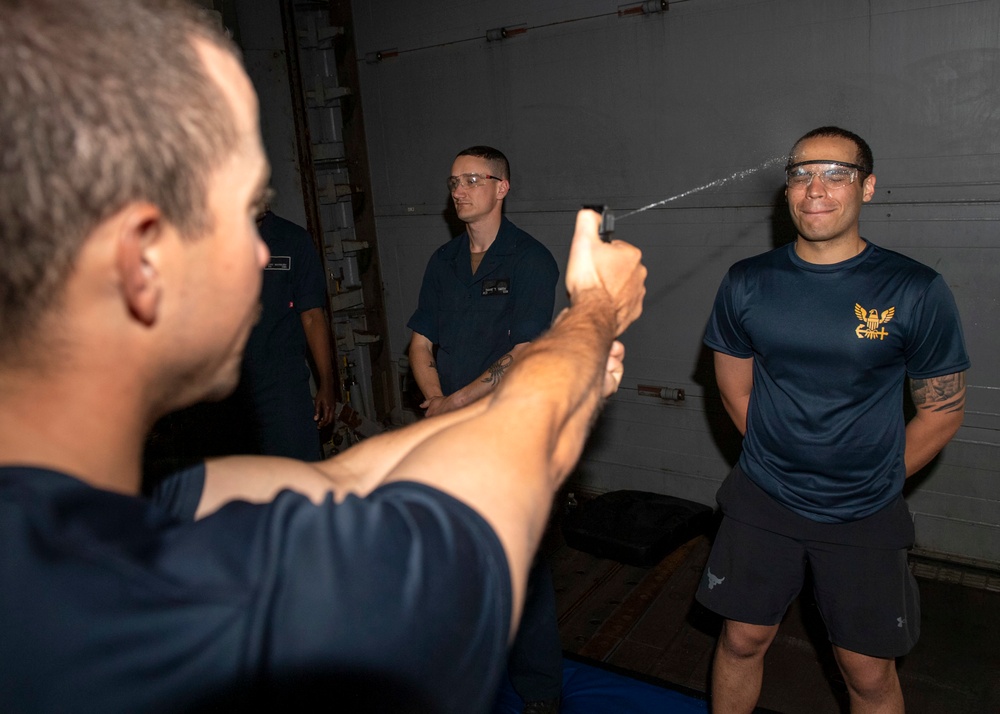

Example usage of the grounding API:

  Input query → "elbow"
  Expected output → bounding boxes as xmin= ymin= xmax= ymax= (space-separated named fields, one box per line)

xmin=407 ymin=335 xmax=424 ymax=362
xmin=938 ymin=403 xmax=966 ymax=441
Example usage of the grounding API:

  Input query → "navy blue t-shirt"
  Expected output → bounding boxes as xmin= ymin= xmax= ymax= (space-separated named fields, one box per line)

xmin=407 ymin=217 xmax=559 ymax=395
xmin=0 ymin=465 xmax=511 ymax=713
xmin=705 ymin=241 xmax=970 ymax=523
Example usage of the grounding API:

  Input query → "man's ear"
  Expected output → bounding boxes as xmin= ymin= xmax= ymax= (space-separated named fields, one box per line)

xmin=862 ymin=173 xmax=877 ymax=203
xmin=116 ymin=203 xmax=166 ymax=326
xmin=496 ymin=179 xmax=510 ymax=200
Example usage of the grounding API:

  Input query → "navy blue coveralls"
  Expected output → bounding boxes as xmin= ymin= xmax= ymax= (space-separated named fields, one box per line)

xmin=408 ymin=216 xmax=564 ymax=705
xmin=240 ymin=211 xmax=328 ymax=461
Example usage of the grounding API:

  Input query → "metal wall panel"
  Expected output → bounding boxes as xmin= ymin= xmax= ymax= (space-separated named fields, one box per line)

xmin=236 ymin=1 xmax=309 ymax=226
xmin=353 ymin=0 xmax=1000 ymax=564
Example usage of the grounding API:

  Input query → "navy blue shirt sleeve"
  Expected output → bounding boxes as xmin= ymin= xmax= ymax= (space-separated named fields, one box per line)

xmin=904 ymin=274 xmax=971 ymax=378
xmin=704 ymin=268 xmax=754 ymax=358
xmin=232 ymin=481 xmax=512 ymax=713
xmin=407 ymin=250 xmax=443 ymax=342
xmin=150 ymin=462 xmax=206 ymax=521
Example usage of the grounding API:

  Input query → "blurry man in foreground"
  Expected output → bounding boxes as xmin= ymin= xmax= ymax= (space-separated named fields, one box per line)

xmin=0 ymin=1 xmax=646 ymax=712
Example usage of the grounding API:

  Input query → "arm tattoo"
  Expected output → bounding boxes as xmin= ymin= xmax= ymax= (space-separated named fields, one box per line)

xmin=910 ymin=372 xmax=966 ymax=413
xmin=481 ymin=353 xmax=514 ymax=388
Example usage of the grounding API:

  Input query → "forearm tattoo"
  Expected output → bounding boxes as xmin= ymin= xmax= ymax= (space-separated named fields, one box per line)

xmin=481 ymin=353 xmax=514 ymax=388
xmin=911 ymin=372 xmax=966 ymax=413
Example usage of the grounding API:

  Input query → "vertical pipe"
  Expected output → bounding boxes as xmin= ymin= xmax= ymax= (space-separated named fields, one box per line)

xmin=279 ymin=0 xmax=322 ymax=255
xmin=328 ymin=0 xmax=394 ymax=419
xmin=279 ymin=0 xmax=342 ymax=404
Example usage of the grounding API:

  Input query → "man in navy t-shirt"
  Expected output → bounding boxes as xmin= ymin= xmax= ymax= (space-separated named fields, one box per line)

xmin=0 ymin=3 xmax=648 ymax=712
xmin=699 ymin=126 xmax=969 ymax=713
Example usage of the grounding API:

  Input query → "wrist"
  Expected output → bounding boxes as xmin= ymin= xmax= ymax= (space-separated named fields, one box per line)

xmin=568 ymin=285 xmax=607 ymax=303
xmin=564 ymin=292 xmax=616 ymax=333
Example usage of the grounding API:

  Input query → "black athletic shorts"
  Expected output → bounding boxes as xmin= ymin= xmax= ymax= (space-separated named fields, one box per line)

xmin=696 ymin=465 xmax=920 ymax=658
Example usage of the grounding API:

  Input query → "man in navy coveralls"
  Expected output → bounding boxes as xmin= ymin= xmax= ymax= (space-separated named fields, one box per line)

xmin=408 ymin=146 xmax=564 ymax=713
xmin=241 ymin=209 xmax=335 ymax=460
xmin=0 ymin=2 xmax=647 ymax=712
xmin=407 ymin=146 xmax=559 ymax=418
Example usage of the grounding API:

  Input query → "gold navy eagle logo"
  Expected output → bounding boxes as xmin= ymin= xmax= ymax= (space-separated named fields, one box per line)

xmin=854 ymin=303 xmax=894 ymax=340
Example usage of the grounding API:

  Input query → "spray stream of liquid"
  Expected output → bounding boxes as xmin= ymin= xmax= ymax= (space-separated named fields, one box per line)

xmin=613 ymin=155 xmax=788 ymax=224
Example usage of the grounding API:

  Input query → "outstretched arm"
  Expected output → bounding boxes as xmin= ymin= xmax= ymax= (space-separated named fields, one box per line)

xmin=200 ymin=336 xmax=626 ymax=518
xmin=202 ymin=209 xmax=645 ymax=631
xmin=199 ymin=396 xmax=492 ymax=518
xmin=905 ymin=371 xmax=966 ymax=476
xmin=379 ymin=209 xmax=645 ymax=629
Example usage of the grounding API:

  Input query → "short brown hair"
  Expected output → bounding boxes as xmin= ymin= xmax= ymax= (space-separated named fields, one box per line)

xmin=0 ymin=0 xmax=241 ymax=360
xmin=456 ymin=146 xmax=511 ymax=182
xmin=789 ymin=126 xmax=874 ymax=175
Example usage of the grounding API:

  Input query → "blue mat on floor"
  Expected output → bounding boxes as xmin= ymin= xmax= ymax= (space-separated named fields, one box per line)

xmin=492 ymin=657 xmax=708 ymax=713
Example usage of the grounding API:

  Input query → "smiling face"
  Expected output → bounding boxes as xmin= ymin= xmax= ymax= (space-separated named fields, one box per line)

xmin=786 ymin=134 xmax=875 ymax=253
xmin=449 ymin=154 xmax=508 ymax=227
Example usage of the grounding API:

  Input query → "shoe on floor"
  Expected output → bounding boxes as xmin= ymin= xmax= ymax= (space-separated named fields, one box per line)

xmin=522 ymin=697 xmax=560 ymax=714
